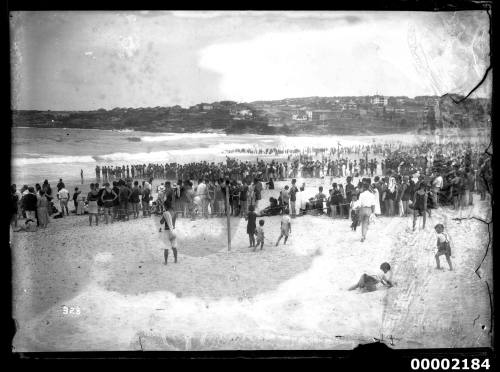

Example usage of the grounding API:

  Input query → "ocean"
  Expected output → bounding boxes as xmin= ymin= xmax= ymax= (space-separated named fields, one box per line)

xmin=11 ymin=127 xmax=489 ymax=188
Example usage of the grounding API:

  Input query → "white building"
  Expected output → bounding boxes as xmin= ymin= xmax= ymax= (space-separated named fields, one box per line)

xmin=371 ymin=96 xmax=388 ymax=106
xmin=292 ymin=112 xmax=308 ymax=121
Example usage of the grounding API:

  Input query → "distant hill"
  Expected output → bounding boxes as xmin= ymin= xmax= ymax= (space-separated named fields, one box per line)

xmin=12 ymin=95 xmax=490 ymax=135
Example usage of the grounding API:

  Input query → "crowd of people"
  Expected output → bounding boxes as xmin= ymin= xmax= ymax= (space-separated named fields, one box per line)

xmin=11 ymin=141 xmax=492 ymax=242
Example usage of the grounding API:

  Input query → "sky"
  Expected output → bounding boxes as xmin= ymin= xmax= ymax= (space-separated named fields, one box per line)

xmin=10 ymin=11 xmax=491 ymax=111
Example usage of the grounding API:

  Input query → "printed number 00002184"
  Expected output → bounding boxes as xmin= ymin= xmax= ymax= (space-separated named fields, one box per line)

xmin=410 ymin=358 xmax=490 ymax=370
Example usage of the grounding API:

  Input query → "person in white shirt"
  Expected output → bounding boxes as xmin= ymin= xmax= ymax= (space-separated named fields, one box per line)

xmin=431 ymin=173 xmax=443 ymax=206
xmin=159 ymin=202 xmax=178 ymax=265
xmin=57 ymin=187 xmax=70 ymax=216
xmin=348 ymin=262 xmax=394 ymax=292
xmin=196 ymin=179 xmax=208 ymax=218
xmin=358 ymin=183 xmax=376 ymax=242
xmin=275 ymin=212 xmax=292 ymax=246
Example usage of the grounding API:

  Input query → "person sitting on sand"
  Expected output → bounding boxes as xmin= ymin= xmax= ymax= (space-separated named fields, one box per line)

xmin=434 ymin=223 xmax=453 ymax=271
xmin=254 ymin=219 xmax=265 ymax=251
xmin=348 ymin=262 xmax=394 ymax=292
xmin=160 ymin=201 xmax=178 ymax=265
xmin=275 ymin=212 xmax=292 ymax=246
xmin=13 ymin=218 xmax=37 ymax=233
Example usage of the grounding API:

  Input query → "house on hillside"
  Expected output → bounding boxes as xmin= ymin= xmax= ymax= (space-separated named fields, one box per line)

xmin=230 ymin=106 xmax=254 ymax=119
xmin=292 ymin=111 xmax=308 ymax=121
xmin=371 ymin=95 xmax=388 ymax=106
xmin=347 ymin=100 xmax=357 ymax=110
xmin=306 ymin=109 xmax=340 ymax=121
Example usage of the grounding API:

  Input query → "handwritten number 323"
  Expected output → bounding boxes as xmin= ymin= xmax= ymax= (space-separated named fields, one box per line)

xmin=62 ymin=306 xmax=81 ymax=315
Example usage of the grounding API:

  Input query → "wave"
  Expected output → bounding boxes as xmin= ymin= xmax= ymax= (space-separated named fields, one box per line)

xmin=92 ymin=147 xmax=226 ymax=163
xmin=140 ymin=133 xmax=226 ymax=142
xmin=13 ymin=155 xmax=96 ymax=166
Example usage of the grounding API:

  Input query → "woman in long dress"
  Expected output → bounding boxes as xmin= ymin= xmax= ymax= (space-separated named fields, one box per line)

xmin=76 ymin=190 xmax=85 ymax=215
xmin=36 ymin=190 xmax=50 ymax=228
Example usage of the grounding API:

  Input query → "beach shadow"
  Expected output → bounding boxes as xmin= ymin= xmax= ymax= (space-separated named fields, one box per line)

xmin=102 ymin=215 xmax=314 ymax=300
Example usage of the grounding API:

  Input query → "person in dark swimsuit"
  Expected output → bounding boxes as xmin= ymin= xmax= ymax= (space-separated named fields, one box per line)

xmin=246 ymin=204 xmax=257 ymax=248
xmin=412 ymin=182 xmax=428 ymax=231
xmin=101 ymin=183 xmax=118 ymax=224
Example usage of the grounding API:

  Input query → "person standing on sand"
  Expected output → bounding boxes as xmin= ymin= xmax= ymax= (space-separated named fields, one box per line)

xmin=239 ymin=180 xmax=248 ymax=218
xmin=214 ymin=179 xmax=223 ymax=217
xmin=246 ymin=204 xmax=257 ymax=248
xmin=197 ymin=178 xmax=208 ymax=218
xmin=254 ymin=219 xmax=265 ymax=251
xmin=412 ymin=182 xmax=428 ymax=231
xmin=11 ymin=185 xmax=20 ymax=228
xmin=160 ymin=201 xmax=178 ymax=265
xmin=57 ymin=178 xmax=65 ymax=191
xmin=75 ymin=187 xmax=85 ymax=215
xmin=129 ymin=181 xmax=141 ymax=219
xmin=118 ymin=180 xmax=131 ymax=221
xmin=81 ymin=169 xmax=84 ymax=184
xmin=141 ymin=182 xmax=151 ymax=217
xmin=358 ymin=183 xmax=376 ymax=242
xmin=36 ymin=190 xmax=49 ymax=228
xmin=247 ymin=179 xmax=255 ymax=211
xmin=101 ymin=183 xmax=118 ymax=223
xmin=57 ymin=185 xmax=70 ymax=217
xmin=22 ymin=187 xmax=37 ymax=222
xmin=87 ymin=183 xmax=99 ymax=226
xmin=275 ymin=212 xmax=292 ymax=246
xmin=254 ymin=178 xmax=262 ymax=213
xmin=434 ymin=224 xmax=453 ymax=271
xmin=73 ymin=187 xmax=81 ymax=213
xmin=289 ymin=179 xmax=298 ymax=218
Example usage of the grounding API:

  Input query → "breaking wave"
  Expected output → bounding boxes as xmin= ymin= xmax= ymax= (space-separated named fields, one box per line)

xmin=140 ymin=133 xmax=226 ymax=142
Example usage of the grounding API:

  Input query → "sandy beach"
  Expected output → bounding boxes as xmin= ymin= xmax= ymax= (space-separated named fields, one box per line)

xmin=11 ymin=180 xmax=492 ymax=351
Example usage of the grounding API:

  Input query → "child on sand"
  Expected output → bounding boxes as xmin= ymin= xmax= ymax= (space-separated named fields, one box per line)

xmin=13 ymin=218 xmax=38 ymax=232
xmin=246 ymin=204 xmax=257 ymax=248
xmin=348 ymin=262 xmax=394 ymax=292
xmin=434 ymin=224 xmax=453 ymax=271
xmin=275 ymin=212 xmax=292 ymax=246
xmin=255 ymin=219 xmax=265 ymax=251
